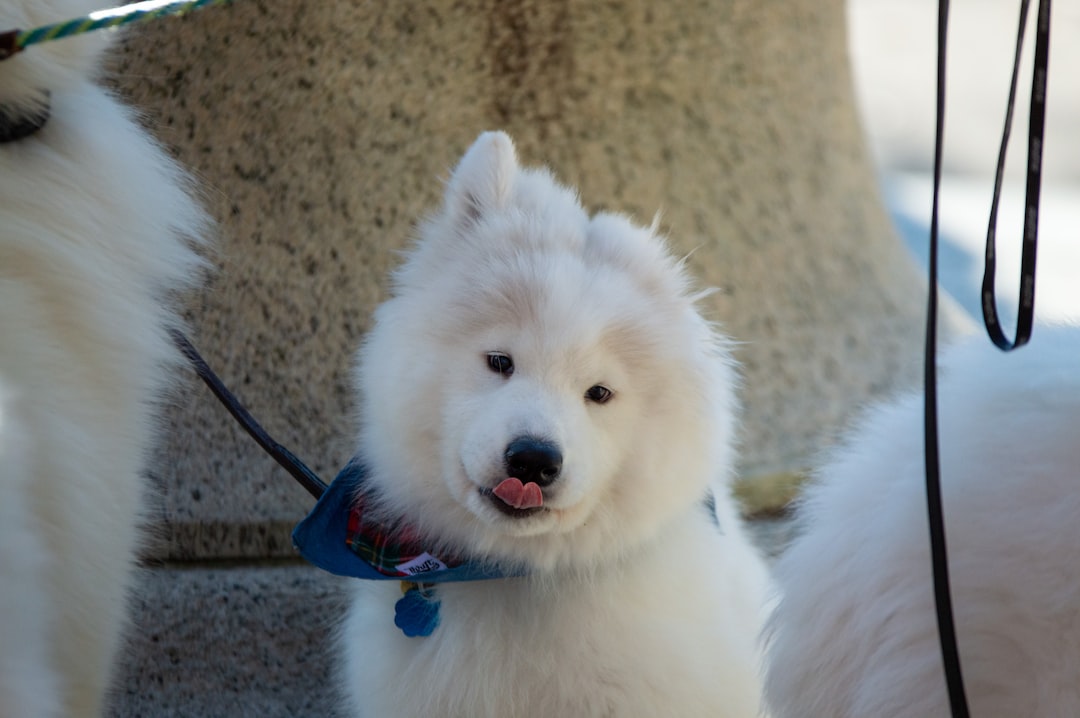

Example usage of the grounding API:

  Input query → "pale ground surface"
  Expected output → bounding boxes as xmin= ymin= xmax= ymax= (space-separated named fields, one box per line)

xmin=108 ymin=2 xmax=1080 ymax=714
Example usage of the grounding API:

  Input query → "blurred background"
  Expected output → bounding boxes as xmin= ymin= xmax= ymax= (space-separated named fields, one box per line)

xmin=851 ymin=0 xmax=1080 ymax=326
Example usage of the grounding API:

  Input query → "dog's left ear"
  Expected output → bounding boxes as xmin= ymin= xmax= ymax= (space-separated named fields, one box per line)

xmin=445 ymin=131 xmax=519 ymax=226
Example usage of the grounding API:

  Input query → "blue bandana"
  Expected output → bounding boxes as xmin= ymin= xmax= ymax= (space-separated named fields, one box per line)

xmin=292 ymin=459 xmax=522 ymax=636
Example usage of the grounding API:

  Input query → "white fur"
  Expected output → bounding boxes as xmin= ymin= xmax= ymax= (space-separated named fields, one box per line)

xmin=765 ymin=324 xmax=1080 ymax=717
xmin=0 ymin=3 xmax=207 ymax=715
xmin=340 ymin=132 xmax=770 ymax=717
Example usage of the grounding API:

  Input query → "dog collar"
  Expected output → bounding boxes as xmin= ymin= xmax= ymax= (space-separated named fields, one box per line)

xmin=293 ymin=459 xmax=524 ymax=636
xmin=0 ymin=93 xmax=49 ymax=143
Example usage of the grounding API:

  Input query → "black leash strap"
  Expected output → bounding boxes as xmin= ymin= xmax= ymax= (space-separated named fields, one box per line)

xmin=927 ymin=1 xmax=1051 ymax=715
xmin=981 ymin=0 xmax=1051 ymax=351
xmin=170 ymin=328 xmax=328 ymax=500
xmin=926 ymin=1 xmax=969 ymax=714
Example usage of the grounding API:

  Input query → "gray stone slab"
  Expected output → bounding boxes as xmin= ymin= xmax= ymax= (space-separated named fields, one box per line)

xmin=144 ymin=449 xmax=317 ymax=563
xmin=106 ymin=564 xmax=344 ymax=718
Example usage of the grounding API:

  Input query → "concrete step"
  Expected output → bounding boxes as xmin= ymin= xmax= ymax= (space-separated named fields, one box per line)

xmin=106 ymin=518 xmax=794 ymax=716
xmin=106 ymin=563 xmax=343 ymax=718
xmin=147 ymin=374 xmax=350 ymax=564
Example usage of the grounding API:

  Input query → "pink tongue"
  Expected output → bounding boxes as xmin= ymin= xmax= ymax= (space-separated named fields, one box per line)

xmin=493 ymin=477 xmax=544 ymax=509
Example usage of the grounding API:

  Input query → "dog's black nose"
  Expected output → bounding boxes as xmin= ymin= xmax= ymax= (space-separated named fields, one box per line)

xmin=505 ymin=437 xmax=562 ymax=487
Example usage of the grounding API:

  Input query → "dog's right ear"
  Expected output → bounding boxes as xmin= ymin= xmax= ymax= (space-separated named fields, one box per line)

xmin=445 ymin=131 xmax=519 ymax=226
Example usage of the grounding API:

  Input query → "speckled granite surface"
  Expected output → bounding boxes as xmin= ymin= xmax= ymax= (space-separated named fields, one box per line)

xmin=102 ymin=0 xmax=962 ymax=562
xmin=106 ymin=564 xmax=344 ymax=718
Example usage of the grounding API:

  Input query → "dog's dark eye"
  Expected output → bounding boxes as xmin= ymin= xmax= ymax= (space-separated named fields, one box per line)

xmin=585 ymin=385 xmax=613 ymax=404
xmin=487 ymin=352 xmax=514 ymax=376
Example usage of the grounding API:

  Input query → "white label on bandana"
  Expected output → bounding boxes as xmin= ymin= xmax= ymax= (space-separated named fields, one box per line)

xmin=396 ymin=552 xmax=448 ymax=576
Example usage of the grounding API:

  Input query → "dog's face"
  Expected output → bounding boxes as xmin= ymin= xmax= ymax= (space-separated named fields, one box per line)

xmin=357 ymin=132 xmax=737 ymax=571
xmin=439 ymin=260 xmax=651 ymax=541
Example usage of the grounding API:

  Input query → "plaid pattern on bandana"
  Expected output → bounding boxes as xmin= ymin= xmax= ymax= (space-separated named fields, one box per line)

xmin=293 ymin=458 xmax=518 ymax=583
xmin=345 ymin=491 xmax=463 ymax=578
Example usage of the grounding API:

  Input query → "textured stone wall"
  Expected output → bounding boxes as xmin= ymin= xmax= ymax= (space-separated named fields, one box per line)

xmin=110 ymin=0 xmax=959 ymax=559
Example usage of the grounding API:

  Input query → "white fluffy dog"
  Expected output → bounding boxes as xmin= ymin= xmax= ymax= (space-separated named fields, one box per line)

xmin=765 ymin=324 xmax=1080 ymax=717
xmin=0 ymin=3 xmax=206 ymax=716
xmin=338 ymin=132 xmax=770 ymax=717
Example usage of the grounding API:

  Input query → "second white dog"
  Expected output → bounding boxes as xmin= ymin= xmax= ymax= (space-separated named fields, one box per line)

xmin=0 ymin=3 xmax=207 ymax=715
xmin=338 ymin=132 xmax=770 ymax=717
xmin=765 ymin=324 xmax=1080 ymax=717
